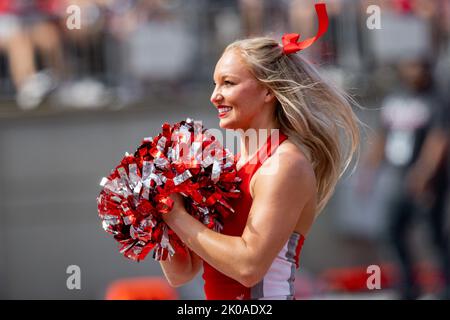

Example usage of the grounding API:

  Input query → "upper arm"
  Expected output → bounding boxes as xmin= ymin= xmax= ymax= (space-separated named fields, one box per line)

xmin=240 ymin=151 xmax=316 ymax=278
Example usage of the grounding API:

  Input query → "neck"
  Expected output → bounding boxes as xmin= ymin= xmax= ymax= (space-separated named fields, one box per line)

xmin=238 ymin=118 xmax=281 ymax=161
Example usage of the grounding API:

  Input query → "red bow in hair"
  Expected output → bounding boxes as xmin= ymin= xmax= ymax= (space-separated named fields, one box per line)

xmin=282 ymin=3 xmax=329 ymax=55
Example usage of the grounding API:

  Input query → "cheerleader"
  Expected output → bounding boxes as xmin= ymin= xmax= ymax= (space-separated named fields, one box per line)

xmin=159 ymin=4 xmax=360 ymax=300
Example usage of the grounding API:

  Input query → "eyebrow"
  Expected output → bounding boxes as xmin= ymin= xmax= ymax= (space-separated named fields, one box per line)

xmin=213 ymin=74 xmax=238 ymax=82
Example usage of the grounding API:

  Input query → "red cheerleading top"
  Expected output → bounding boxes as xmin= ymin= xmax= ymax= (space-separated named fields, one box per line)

xmin=202 ymin=131 xmax=305 ymax=300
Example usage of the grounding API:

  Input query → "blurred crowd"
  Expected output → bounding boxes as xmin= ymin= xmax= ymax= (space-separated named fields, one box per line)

xmin=0 ymin=0 xmax=448 ymax=110
xmin=0 ymin=0 xmax=449 ymax=299
xmin=0 ymin=0 xmax=199 ymax=110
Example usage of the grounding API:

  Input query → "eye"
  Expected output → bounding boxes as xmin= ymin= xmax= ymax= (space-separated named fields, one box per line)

xmin=224 ymin=80 xmax=234 ymax=85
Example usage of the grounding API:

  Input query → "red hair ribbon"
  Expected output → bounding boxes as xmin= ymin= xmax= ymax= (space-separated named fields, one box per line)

xmin=281 ymin=3 xmax=329 ymax=55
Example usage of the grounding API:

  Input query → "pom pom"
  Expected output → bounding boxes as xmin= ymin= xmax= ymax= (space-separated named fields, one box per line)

xmin=97 ymin=118 xmax=241 ymax=261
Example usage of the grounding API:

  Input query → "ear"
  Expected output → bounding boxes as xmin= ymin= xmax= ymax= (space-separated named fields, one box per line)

xmin=264 ymin=89 xmax=275 ymax=103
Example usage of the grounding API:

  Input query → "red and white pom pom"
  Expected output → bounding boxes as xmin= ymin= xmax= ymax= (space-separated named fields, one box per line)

xmin=97 ymin=118 xmax=241 ymax=261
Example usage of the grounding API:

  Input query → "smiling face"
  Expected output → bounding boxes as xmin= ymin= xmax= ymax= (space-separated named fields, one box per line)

xmin=210 ymin=49 xmax=277 ymax=131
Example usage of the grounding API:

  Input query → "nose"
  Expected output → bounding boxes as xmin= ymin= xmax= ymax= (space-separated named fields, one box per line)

xmin=210 ymin=88 xmax=223 ymax=105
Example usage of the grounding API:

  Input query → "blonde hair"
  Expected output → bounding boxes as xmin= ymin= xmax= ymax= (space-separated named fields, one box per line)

xmin=225 ymin=37 xmax=361 ymax=214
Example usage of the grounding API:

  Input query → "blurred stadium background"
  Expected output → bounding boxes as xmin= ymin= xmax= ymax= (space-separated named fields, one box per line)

xmin=0 ymin=0 xmax=449 ymax=299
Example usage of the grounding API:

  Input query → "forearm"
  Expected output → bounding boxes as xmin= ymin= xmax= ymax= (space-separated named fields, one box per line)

xmin=159 ymin=246 xmax=194 ymax=287
xmin=163 ymin=208 xmax=254 ymax=286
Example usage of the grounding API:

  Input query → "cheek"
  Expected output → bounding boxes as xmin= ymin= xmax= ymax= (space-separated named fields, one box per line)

xmin=229 ymin=86 xmax=264 ymax=110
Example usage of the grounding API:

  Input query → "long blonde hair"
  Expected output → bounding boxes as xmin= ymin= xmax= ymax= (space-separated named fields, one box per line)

xmin=225 ymin=37 xmax=361 ymax=214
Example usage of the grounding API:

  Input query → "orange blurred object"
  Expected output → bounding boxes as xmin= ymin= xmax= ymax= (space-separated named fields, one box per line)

xmin=320 ymin=263 xmax=396 ymax=292
xmin=105 ymin=277 xmax=179 ymax=300
xmin=319 ymin=261 xmax=446 ymax=294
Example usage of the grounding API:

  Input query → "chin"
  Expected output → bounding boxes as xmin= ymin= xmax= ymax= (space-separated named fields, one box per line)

xmin=218 ymin=120 xmax=228 ymax=129
xmin=219 ymin=119 xmax=238 ymax=130
xmin=218 ymin=117 xmax=229 ymax=128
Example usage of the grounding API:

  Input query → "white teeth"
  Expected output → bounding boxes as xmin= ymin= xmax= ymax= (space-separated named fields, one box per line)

xmin=218 ymin=107 xmax=232 ymax=113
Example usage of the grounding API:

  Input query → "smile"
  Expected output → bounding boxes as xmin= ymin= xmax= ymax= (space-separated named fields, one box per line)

xmin=218 ymin=106 xmax=232 ymax=117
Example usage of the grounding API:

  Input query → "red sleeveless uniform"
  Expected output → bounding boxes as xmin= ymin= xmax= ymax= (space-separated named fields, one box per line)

xmin=202 ymin=131 xmax=305 ymax=300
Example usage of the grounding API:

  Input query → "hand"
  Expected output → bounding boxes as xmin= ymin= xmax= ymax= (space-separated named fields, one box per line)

xmin=163 ymin=192 xmax=186 ymax=222
xmin=406 ymin=165 xmax=429 ymax=200
xmin=170 ymin=192 xmax=185 ymax=210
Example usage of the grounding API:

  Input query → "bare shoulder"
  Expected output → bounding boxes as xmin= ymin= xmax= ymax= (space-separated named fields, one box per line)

xmin=254 ymin=140 xmax=317 ymax=200
xmin=249 ymin=139 xmax=317 ymax=237
xmin=264 ymin=140 xmax=316 ymax=183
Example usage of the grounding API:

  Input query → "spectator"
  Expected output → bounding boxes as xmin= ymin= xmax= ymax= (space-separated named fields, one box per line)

xmin=0 ymin=0 xmax=66 ymax=110
xmin=360 ymin=56 xmax=449 ymax=299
